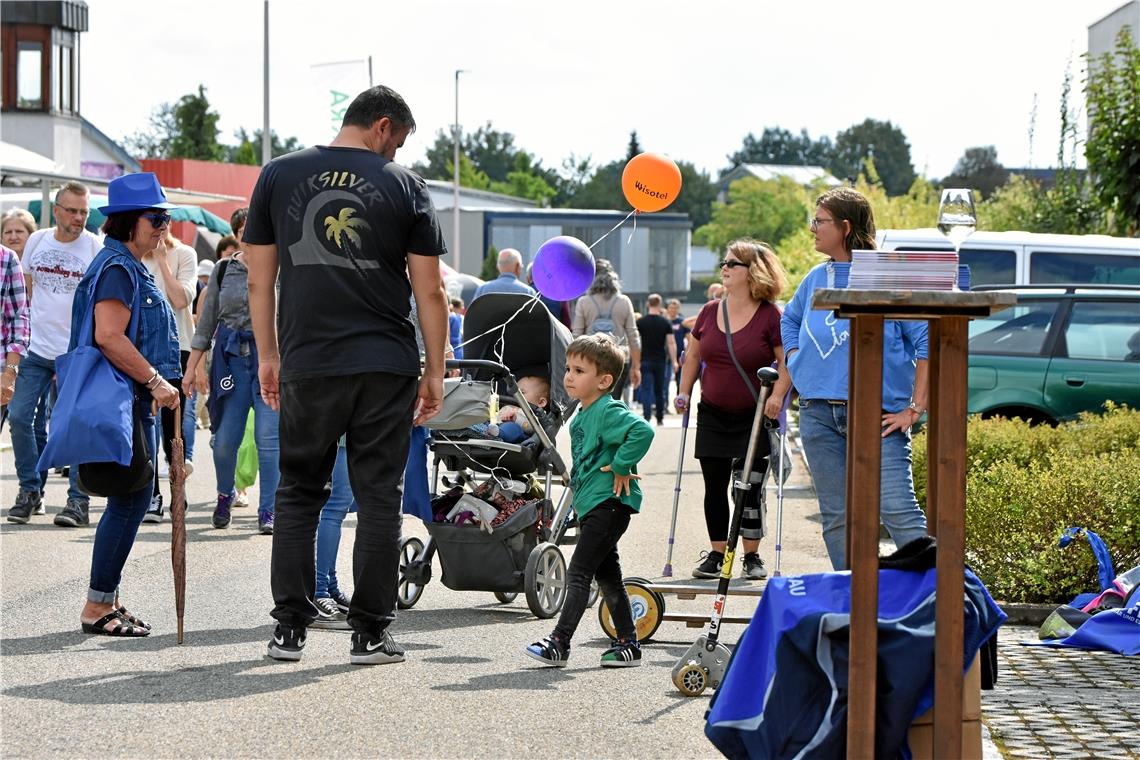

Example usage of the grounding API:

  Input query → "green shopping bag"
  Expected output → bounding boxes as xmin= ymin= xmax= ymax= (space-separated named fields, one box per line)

xmin=235 ymin=410 xmax=258 ymax=490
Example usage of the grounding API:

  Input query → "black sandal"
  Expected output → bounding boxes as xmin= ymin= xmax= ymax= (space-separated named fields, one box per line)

xmin=115 ymin=606 xmax=152 ymax=630
xmin=81 ymin=611 xmax=150 ymax=637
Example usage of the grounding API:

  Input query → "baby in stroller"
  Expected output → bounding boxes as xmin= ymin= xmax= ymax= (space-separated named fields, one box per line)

xmin=463 ymin=375 xmax=551 ymax=444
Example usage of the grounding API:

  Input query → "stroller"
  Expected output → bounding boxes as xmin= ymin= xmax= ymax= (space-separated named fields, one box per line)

xmin=397 ymin=293 xmax=587 ymax=619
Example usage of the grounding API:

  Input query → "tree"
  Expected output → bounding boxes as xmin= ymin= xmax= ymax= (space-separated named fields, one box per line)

xmin=671 ymin=161 xmax=717 ymax=228
xmin=565 ymin=159 xmax=626 ymax=210
xmin=941 ymin=146 xmax=1009 ymax=199
xmin=1083 ymin=27 xmax=1140 ymax=235
xmin=725 ymin=127 xmax=833 ymax=170
xmin=830 ymin=119 xmax=917 ymax=196
xmin=123 ymin=103 xmax=176 ymax=159
xmin=226 ymin=128 xmax=304 ymax=165
xmin=167 ymin=85 xmax=224 ymax=161
xmin=626 ymin=130 xmax=642 ymax=161
xmin=694 ymin=176 xmax=808 ymax=253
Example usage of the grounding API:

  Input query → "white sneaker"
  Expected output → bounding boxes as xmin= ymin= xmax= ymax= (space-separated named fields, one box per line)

xmin=233 ymin=490 xmax=250 ymax=508
xmin=184 ymin=460 xmax=194 ymax=477
xmin=158 ymin=460 xmax=170 ymax=479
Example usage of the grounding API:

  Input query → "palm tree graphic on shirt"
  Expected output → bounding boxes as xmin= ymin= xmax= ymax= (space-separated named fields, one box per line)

xmin=323 ymin=207 xmax=370 ymax=252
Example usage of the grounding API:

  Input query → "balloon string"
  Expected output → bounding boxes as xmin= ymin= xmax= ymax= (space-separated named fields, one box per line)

xmin=588 ymin=209 xmax=637 ymax=250
xmin=451 ymin=293 xmax=544 ymax=361
xmin=626 ymin=210 xmax=639 ymax=245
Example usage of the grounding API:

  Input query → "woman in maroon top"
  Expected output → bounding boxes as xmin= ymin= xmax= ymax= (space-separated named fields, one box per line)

xmin=675 ymin=240 xmax=789 ymax=580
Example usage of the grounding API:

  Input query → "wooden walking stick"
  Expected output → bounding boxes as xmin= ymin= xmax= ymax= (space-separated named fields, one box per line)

xmin=170 ymin=404 xmax=187 ymax=644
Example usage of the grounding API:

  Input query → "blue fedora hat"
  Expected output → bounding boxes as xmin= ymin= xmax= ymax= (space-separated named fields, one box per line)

xmin=98 ymin=172 xmax=178 ymax=215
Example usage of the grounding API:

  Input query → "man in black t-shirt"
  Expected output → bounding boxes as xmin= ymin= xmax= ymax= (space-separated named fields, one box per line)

xmin=636 ymin=293 xmax=678 ymax=425
xmin=244 ymin=85 xmax=449 ymax=666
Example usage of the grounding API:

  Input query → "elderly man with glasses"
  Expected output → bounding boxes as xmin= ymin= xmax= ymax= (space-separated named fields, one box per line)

xmin=6 ymin=181 xmax=102 ymax=527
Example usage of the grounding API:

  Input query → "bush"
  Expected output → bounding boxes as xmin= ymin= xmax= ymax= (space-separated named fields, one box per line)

xmin=911 ymin=405 xmax=1140 ymax=603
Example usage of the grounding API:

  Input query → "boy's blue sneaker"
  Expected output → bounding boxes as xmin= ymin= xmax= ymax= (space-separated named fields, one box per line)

xmin=525 ymin=635 xmax=569 ymax=667
xmin=600 ymin=638 xmax=642 ymax=668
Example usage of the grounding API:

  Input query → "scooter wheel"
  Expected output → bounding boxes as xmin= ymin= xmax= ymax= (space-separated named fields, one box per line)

xmin=674 ymin=661 xmax=708 ymax=697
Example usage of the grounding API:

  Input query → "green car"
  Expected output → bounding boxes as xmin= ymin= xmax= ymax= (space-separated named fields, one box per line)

xmin=967 ymin=286 xmax=1140 ymax=424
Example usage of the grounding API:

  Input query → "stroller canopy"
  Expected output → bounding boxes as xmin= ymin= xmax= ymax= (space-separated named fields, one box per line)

xmin=462 ymin=293 xmax=574 ymax=413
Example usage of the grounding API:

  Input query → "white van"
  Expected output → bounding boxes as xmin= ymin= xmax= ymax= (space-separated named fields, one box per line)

xmin=876 ymin=229 xmax=1140 ymax=287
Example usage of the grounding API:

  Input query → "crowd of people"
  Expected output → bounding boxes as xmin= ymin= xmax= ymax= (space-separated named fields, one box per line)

xmin=1 ymin=85 xmax=931 ymax=665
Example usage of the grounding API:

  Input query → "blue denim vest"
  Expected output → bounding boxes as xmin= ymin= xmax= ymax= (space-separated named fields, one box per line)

xmin=70 ymin=238 xmax=181 ymax=380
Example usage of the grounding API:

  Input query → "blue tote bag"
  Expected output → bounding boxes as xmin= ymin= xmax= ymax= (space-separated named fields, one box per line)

xmin=37 ymin=268 xmax=140 ymax=471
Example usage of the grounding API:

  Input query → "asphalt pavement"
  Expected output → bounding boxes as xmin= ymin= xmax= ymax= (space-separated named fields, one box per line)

xmin=0 ymin=403 xmax=835 ymax=759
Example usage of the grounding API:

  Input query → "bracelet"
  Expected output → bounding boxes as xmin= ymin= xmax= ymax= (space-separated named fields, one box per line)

xmin=907 ymin=401 xmax=925 ymax=416
xmin=144 ymin=371 xmax=163 ymax=390
xmin=2 ymin=363 xmax=17 ymax=374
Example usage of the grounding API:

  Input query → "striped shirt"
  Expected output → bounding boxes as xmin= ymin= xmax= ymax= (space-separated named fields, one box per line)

xmin=1 ymin=245 xmax=30 ymax=356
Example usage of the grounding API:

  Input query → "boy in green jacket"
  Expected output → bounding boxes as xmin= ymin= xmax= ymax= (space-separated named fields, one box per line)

xmin=526 ymin=333 xmax=655 ymax=668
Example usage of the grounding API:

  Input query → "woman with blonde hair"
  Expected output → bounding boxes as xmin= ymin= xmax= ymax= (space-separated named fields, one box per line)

xmin=2 ymin=209 xmax=37 ymax=260
xmin=675 ymin=239 xmax=789 ymax=580
xmin=139 ymin=228 xmax=198 ymax=521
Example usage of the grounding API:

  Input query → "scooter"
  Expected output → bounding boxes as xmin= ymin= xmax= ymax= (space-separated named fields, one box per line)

xmin=671 ymin=366 xmax=778 ymax=697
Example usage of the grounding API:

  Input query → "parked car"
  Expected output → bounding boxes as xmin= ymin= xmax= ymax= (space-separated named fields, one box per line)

xmin=967 ymin=285 xmax=1140 ymax=424
xmin=877 ymin=229 xmax=1139 ymax=287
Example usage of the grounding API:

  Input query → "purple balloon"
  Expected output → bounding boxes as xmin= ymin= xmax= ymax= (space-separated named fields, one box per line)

xmin=532 ymin=235 xmax=595 ymax=301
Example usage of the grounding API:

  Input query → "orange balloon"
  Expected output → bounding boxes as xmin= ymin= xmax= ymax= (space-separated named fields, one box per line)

xmin=622 ymin=152 xmax=683 ymax=213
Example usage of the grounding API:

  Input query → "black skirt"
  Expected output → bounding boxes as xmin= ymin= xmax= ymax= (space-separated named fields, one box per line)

xmin=694 ymin=400 xmax=771 ymax=462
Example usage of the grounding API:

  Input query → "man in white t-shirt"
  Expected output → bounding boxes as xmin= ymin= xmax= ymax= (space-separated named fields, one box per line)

xmin=6 ymin=182 xmax=102 ymax=527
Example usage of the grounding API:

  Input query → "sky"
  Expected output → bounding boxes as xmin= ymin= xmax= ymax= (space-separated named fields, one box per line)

xmin=79 ymin=0 xmax=1130 ymax=181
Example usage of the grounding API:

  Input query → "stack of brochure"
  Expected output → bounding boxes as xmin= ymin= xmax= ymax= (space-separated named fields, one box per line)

xmin=847 ymin=250 xmax=960 ymax=291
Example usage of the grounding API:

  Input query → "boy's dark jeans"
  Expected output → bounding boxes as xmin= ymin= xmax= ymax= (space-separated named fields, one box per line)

xmin=270 ymin=371 xmax=416 ymax=635
xmin=553 ymin=499 xmax=636 ymax=644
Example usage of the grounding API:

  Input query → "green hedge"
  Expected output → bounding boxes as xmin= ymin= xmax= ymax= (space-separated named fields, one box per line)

xmin=911 ymin=405 xmax=1140 ymax=603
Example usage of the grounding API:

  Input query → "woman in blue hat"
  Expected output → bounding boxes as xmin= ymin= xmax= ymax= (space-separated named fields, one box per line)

xmin=72 ymin=172 xmax=182 ymax=636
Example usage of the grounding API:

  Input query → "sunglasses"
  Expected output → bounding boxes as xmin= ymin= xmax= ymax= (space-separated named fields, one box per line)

xmin=142 ymin=212 xmax=172 ymax=228
xmin=719 ymin=259 xmax=749 ymax=270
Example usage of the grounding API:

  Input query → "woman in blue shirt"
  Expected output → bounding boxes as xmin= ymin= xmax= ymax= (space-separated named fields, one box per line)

xmin=776 ymin=187 xmax=928 ymax=570
xmin=73 ymin=173 xmax=182 ymax=636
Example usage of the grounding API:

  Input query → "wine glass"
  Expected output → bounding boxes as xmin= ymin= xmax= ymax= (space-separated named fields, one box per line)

xmin=937 ymin=188 xmax=977 ymax=250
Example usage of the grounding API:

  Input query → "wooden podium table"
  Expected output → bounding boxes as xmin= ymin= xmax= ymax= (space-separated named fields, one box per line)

xmin=810 ymin=289 xmax=1015 ymax=759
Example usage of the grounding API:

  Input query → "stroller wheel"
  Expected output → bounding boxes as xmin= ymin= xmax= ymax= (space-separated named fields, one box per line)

xmin=397 ymin=536 xmax=426 ymax=609
xmin=524 ymin=543 xmax=567 ymax=619
xmin=597 ymin=579 xmax=664 ymax=642
xmin=493 ymin=591 xmax=518 ymax=604
xmin=586 ymin=580 xmax=599 ymax=608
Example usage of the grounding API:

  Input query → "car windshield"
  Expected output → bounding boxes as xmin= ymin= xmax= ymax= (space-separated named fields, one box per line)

xmin=969 ymin=300 xmax=1060 ymax=354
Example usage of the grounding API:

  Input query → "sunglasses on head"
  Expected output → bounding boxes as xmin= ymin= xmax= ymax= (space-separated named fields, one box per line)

xmin=142 ymin=212 xmax=172 ymax=228
xmin=719 ymin=259 xmax=749 ymax=270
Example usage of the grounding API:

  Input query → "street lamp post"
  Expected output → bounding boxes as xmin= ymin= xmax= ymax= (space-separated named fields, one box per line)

xmin=453 ymin=69 xmax=467 ymax=272
xmin=262 ymin=0 xmax=271 ymax=166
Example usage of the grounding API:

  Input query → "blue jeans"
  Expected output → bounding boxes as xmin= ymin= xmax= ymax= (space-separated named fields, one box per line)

xmin=639 ymin=359 xmax=669 ymax=421
xmin=8 ymin=351 xmax=84 ymax=501
xmin=211 ymin=354 xmax=279 ymax=515
xmin=317 ymin=446 xmax=355 ymax=599
xmin=88 ymin=407 xmax=156 ymax=602
xmin=181 ymin=390 xmax=197 ymax=461
xmin=798 ymin=399 xmax=928 ymax=571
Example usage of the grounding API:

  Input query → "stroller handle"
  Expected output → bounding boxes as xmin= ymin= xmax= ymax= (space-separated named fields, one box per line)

xmin=445 ymin=359 xmax=511 ymax=376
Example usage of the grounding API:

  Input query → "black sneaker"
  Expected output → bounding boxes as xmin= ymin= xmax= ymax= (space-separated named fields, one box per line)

xmin=692 ymin=550 xmax=725 ymax=579
xmin=311 ymin=597 xmax=350 ymax=631
xmin=7 ymin=490 xmax=41 ymax=524
xmin=212 ymin=492 xmax=234 ymax=529
xmin=742 ymin=552 xmax=768 ymax=580
xmin=600 ymin=638 xmax=642 ymax=668
xmin=53 ymin=498 xmax=90 ymax=527
xmin=142 ymin=493 xmax=164 ymax=523
xmin=350 ymin=629 xmax=406 ymax=665
xmin=330 ymin=589 xmax=351 ymax=615
xmin=266 ymin=624 xmax=306 ymax=661
xmin=524 ymin=635 xmax=570 ymax=667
